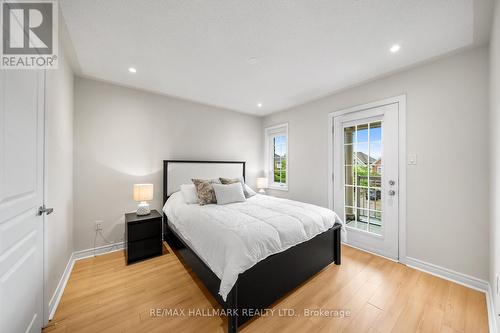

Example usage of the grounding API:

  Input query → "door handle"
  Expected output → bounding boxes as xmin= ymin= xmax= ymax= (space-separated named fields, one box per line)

xmin=38 ymin=205 xmax=54 ymax=216
xmin=388 ymin=190 xmax=396 ymax=196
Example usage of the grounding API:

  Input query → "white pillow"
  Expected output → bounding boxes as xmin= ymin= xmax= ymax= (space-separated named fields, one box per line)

xmin=213 ymin=183 xmax=246 ymax=205
xmin=180 ymin=184 xmax=198 ymax=204
xmin=244 ymin=184 xmax=257 ymax=197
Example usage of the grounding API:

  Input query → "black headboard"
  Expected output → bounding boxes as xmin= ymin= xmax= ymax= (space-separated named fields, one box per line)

xmin=163 ymin=160 xmax=246 ymax=205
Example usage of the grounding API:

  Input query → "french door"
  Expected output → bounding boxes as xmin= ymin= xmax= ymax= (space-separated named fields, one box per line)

xmin=333 ymin=102 xmax=399 ymax=260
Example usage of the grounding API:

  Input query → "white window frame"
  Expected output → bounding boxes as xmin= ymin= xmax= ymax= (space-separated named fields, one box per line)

xmin=265 ymin=123 xmax=289 ymax=191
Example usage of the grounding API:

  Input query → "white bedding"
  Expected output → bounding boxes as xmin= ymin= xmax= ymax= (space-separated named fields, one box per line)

xmin=163 ymin=192 xmax=343 ymax=301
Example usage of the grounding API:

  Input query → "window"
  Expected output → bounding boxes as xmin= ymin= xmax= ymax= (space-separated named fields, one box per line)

xmin=265 ymin=123 xmax=288 ymax=190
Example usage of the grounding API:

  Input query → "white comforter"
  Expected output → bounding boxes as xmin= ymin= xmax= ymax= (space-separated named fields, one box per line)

xmin=163 ymin=192 xmax=343 ymax=301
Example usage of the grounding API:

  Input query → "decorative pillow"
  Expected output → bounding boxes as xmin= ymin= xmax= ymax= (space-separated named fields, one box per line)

xmin=244 ymin=184 xmax=257 ymax=197
xmin=180 ymin=184 xmax=198 ymax=204
xmin=220 ymin=177 xmax=254 ymax=198
xmin=191 ymin=178 xmax=221 ymax=205
xmin=212 ymin=183 xmax=246 ymax=205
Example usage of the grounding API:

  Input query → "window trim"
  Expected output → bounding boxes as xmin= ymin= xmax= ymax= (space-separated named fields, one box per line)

xmin=264 ymin=123 xmax=289 ymax=191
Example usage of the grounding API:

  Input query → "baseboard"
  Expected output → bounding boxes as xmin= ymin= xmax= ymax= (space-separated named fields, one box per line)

xmin=48 ymin=252 xmax=75 ymax=320
xmin=47 ymin=242 xmax=125 ymax=322
xmin=405 ymin=256 xmax=488 ymax=293
xmin=487 ymin=283 xmax=498 ymax=333
xmin=72 ymin=241 xmax=125 ymax=260
xmin=342 ymin=241 xmax=399 ymax=263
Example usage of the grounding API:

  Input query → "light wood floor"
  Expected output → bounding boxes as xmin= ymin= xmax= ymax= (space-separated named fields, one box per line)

xmin=43 ymin=244 xmax=488 ymax=333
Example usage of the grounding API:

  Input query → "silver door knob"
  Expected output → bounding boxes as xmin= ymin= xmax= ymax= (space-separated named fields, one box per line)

xmin=389 ymin=180 xmax=396 ymax=186
xmin=388 ymin=190 xmax=396 ymax=196
xmin=38 ymin=205 xmax=54 ymax=215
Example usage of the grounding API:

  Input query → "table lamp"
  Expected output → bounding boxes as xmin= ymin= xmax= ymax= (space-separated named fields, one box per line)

xmin=133 ymin=184 xmax=153 ymax=215
xmin=256 ymin=177 xmax=268 ymax=194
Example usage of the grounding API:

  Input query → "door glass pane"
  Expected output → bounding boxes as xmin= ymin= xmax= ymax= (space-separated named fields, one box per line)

xmin=345 ymin=207 xmax=356 ymax=223
xmin=344 ymin=126 xmax=356 ymax=144
xmin=355 ymin=143 xmax=369 ymax=165
xmin=357 ymin=124 xmax=369 ymax=143
xmin=369 ymin=122 xmax=382 ymax=142
xmin=347 ymin=209 xmax=368 ymax=231
xmin=369 ymin=142 xmax=382 ymax=162
xmin=357 ymin=187 xmax=369 ymax=210
xmin=369 ymin=164 xmax=382 ymax=187
xmin=357 ymin=209 xmax=369 ymax=224
xmin=345 ymin=166 xmax=356 ymax=185
xmin=356 ymin=165 xmax=369 ymax=187
xmin=343 ymin=121 xmax=383 ymax=235
xmin=345 ymin=186 xmax=355 ymax=207
xmin=368 ymin=188 xmax=382 ymax=210
xmin=344 ymin=144 xmax=355 ymax=165
xmin=369 ymin=211 xmax=382 ymax=234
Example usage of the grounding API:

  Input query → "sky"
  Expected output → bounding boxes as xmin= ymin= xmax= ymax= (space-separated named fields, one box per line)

xmin=274 ymin=135 xmax=287 ymax=157
xmin=345 ymin=122 xmax=382 ymax=162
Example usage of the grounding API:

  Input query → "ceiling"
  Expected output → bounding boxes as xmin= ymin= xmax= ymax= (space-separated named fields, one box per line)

xmin=60 ymin=0 xmax=492 ymax=116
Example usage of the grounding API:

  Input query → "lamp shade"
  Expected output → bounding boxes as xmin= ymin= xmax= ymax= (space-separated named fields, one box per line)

xmin=133 ymin=184 xmax=154 ymax=202
xmin=256 ymin=178 xmax=268 ymax=189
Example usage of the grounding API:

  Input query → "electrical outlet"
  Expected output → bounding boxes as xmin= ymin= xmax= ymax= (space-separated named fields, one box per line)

xmin=95 ymin=221 xmax=103 ymax=231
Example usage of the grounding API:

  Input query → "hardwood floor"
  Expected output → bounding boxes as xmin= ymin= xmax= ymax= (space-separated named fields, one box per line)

xmin=43 ymin=244 xmax=488 ymax=333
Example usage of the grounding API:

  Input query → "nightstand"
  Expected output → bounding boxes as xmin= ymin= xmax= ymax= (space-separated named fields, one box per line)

xmin=125 ymin=210 xmax=162 ymax=264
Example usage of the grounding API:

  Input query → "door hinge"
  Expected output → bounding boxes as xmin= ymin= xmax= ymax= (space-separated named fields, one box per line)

xmin=38 ymin=205 xmax=54 ymax=216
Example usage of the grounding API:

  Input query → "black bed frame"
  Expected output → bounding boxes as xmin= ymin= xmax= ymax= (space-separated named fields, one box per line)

xmin=162 ymin=160 xmax=342 ymax=333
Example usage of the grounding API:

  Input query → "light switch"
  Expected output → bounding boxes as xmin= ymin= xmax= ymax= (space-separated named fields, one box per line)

xmin=408 ymin=154 xmax=417 ymax=165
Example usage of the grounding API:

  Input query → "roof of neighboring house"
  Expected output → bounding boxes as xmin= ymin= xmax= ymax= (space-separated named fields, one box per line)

xmin=354 ymin=152 xmax=376 ymax=165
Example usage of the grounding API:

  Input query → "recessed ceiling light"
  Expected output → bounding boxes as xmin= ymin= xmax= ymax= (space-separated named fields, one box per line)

xmin=390 ymin=44 xmax=401 ymax=53
xmin=247 ymin=57 xmax=259 ymax=65
xmin=257 ymin=103 xmax=263 ymax=108
xmin=128 ymin=67 xmax=137 ymax=73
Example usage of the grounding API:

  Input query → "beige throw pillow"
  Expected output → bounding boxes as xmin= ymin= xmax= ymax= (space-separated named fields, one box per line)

xmin=220 ymin=177 xmax=252 ymax=198
xmin=191 ymin=178 xmax=221 ymax=205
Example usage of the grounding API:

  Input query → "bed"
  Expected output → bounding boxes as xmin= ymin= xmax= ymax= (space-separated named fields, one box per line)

xmin=162 ymin=160 xmax=343 ymax=332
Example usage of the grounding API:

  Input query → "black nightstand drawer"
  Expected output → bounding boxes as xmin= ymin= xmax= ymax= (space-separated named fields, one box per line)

xmin=127 ymin=237 xmax=162 ymax=263
xmin=128 ymin=218 xmax=161 ymax=242
xmin=125 ymin=210 xmax=163 ymax=264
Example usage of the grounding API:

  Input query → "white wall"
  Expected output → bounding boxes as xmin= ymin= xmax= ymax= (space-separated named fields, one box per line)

xmin=490 ymin=0 xmax=500 ymax=327
xmin=74 ymin=78 xmax=263 ymax=251
xmin=263 ymin=46 xmax=490 ymax=281
xmin=44 ymin=29 xmax=74 ymax=318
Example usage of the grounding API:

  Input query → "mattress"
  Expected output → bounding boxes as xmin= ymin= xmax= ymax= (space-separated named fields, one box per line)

xmin=163 ymin=192 xmax=343 ymax=301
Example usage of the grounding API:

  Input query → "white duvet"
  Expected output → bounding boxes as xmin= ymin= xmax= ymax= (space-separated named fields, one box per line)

xmin=163 ymin=192 xmax=343 ymax=301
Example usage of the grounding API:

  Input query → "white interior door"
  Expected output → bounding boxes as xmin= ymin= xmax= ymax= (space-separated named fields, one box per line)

xmin=0 ymin=70 xmax=45 ymax=333
xmin=333 ymin=103 xmax=399 ymax=260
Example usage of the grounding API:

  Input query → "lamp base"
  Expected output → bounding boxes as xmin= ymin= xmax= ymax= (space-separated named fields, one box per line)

xmin=136 ymin=201 xmax=150 ymax=216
